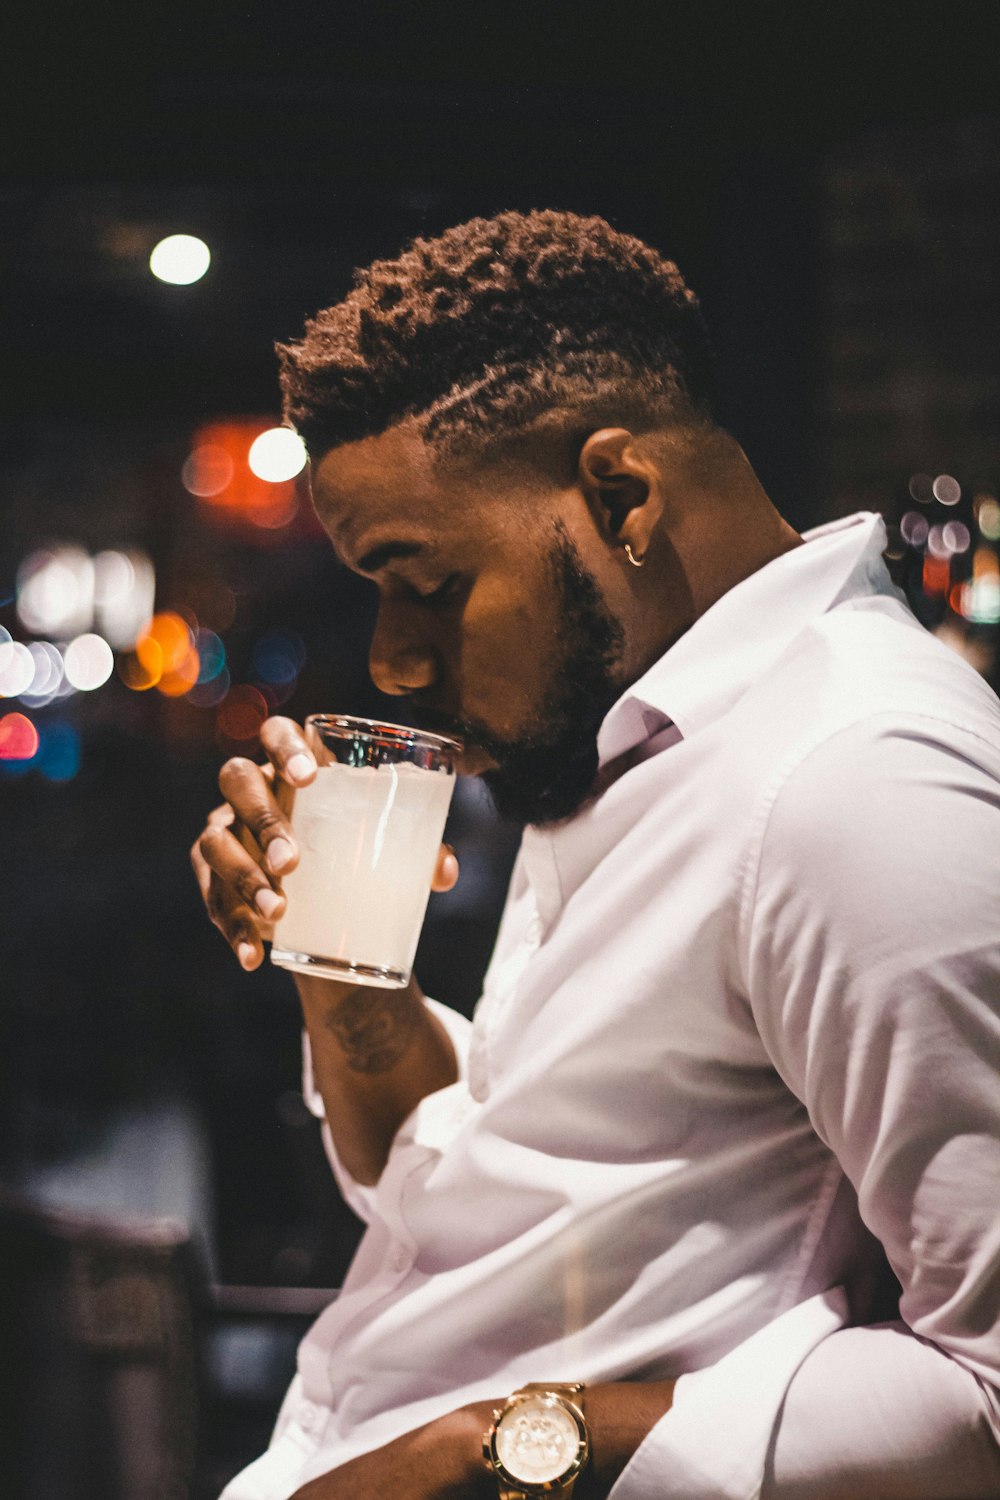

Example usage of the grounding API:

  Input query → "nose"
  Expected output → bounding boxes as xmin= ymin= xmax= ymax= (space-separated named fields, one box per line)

xmin=368 ymin=595 xmax=438 ymax=697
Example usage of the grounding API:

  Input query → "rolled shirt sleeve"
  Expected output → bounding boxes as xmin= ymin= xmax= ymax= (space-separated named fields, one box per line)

xmin=612 ymin=710 xmax=1000 ymax=1498
xmin=300 ymin=996 xmax=473 ymax=1223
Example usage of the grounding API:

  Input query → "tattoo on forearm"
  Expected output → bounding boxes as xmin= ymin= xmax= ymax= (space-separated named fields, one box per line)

xmin=325 ymin=986 xmax=419 ymax=1073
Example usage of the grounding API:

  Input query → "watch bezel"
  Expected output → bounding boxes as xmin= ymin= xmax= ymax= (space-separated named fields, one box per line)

xmin=483 ymin=1389 xmax=590 ymax=1495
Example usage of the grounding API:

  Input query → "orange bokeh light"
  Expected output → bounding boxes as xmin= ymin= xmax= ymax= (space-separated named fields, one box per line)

xmin=157 ymin=646 xmax=201 ymax=697
xmin=973 ymin=545 xmax=1000 ymax=580
xmin=144 ymin=611 xmax=194 ymax=672
xmin=120 ymin=637 xmax=163 ymax=689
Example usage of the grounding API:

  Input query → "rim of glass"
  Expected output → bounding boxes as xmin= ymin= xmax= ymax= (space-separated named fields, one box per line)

xmin=306 ymin=713 xmax=462 ymax=754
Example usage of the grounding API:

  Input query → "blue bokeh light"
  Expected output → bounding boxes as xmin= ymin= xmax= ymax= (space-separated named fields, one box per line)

xmin=251 ymin=629 xmax=306 ymax=687
xmin=36 ymin=719 xmax=82 ymax=782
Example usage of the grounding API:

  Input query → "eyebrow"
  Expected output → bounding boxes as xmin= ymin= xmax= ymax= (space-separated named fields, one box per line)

xmin=355 ymin=539 xmax=425 ymax=574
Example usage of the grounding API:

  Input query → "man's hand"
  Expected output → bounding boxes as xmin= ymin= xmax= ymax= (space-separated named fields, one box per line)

xmin=288 ymin=1381 xmax=676 ymax=1500
xmin=190 ymin=714 xmax=317 ymax=969
xmin=189 ymin=714 xmax=458 ymax=970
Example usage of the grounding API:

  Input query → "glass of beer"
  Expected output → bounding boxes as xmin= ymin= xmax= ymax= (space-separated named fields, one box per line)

xmin=270 ymin=715 xmax=461 ymax=988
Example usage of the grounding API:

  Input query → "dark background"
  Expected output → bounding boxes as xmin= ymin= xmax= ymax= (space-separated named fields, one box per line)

xmin=1 ymin=0 xmax=998 ymax=1299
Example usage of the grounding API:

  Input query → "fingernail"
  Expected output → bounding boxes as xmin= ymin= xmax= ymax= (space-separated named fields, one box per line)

xmin=267 ymin=837 xmax=294 ymax=873
xmin=255 ymin=887 xmax=282 ymax=919
xmin=237 ymin=941 xmax=256 ymax=969
xmin=287 ymin=753 xmax=314 ymax=782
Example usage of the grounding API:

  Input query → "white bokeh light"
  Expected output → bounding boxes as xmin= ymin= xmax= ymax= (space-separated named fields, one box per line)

xmin=248 ymin=427 xmax=308 ymax=483
xmin=966 ymin=577 xmax=1000 ymax=625
xmin=64 ymin=633 xmax=115 ymax=691
xmin=900 ymin=511 xmax=929 ymax=548
xmin=926 ymin=524 xmax=951 ymax=559
xmin=932 ymin=474 xmax=961 ymax=506
xmin=149 ymin=234 xmax=211 ymax=285
xmin=0 ymin=640 xmax=35 ymax=698
xmin=20 ymin=641 xmax=67 ymax=707
xmin=941 ymin=521 xmax=971 ymax=555
xmin=94 ymin=548 xmax=155 ymax=649
xmin=17 ymin=546 xmax=95 ymax=638
xmin=977 ymin=498 xmax=1000 ymax=541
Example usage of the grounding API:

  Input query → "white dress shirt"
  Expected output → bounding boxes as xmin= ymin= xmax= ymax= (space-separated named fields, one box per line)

xmin=222 ymin=512 xmax=1000 ymax=1500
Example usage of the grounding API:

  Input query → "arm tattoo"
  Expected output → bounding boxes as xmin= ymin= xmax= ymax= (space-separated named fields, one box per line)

xmin=324 ymin=985 xmax=419 ymax=1074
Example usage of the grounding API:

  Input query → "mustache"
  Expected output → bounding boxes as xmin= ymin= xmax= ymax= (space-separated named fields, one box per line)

xmin=405 ymin=700 xmax=476 ymax=743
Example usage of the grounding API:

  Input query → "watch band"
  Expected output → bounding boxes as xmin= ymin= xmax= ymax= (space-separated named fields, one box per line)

xmin=517 ymin=1381 xmax=586 ymax=1399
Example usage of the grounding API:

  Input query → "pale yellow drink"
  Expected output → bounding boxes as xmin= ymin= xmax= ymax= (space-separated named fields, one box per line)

xmin=270 ymin=717 xmax=459 ymax=988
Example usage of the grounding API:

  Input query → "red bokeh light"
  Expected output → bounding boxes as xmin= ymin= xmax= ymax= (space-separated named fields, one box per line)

xmin=217 ymin=684 xmax=269 ymax=742
xmin=0 ymin=712 xmax=40 ymax=760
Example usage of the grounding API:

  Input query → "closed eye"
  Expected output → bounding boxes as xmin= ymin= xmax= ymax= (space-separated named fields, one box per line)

xmin=417 ymin=573 xmax=462 ymax=605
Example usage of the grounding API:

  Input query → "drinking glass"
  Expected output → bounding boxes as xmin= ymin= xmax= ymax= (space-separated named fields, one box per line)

xmin=270 ymin=714 xmax=461 ymax=988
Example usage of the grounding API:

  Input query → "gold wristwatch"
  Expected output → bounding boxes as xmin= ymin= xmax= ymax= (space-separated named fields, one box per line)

xmin=482 ymin=1381 xmax=590 ymax=1498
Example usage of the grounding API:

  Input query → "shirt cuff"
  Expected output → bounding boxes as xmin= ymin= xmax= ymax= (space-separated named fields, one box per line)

xmin=607 ymin=1289 xmax=848 ymax=1500
xmin=300 ymin=997 xmax=473 ymax=1221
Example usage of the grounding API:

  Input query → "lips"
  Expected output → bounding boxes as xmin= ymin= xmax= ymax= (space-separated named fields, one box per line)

xmin=405 ymin=701 xmax=502 ymax=777
xmin=407 ymin=701 xmax=467 ymax=740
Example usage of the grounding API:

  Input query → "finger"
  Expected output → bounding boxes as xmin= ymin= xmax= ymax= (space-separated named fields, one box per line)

xmin=206 ymin=800 xmax=236 ymax=829
xmin=431 ymin=843 xmax=459 ymax=893
xmin=217 ymin=756 xmax=298 ymax=875
xmin=259 ymin=715 xmax=317 ymax=787
xmin=195 ymin=801 xmax=269 ymax=897
xmin=197 ymin=818 xmax=289 ymax=920
xmin=206 ymin=873 xmax=268 ymax=970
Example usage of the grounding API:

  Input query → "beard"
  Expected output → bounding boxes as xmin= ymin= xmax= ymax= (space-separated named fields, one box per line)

xmin=411 ymin=525 xmax=626 ymax=827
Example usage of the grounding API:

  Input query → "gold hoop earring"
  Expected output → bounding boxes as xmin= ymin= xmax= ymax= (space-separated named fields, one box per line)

xmin=624 ymin=543 xmax=645 ymax=569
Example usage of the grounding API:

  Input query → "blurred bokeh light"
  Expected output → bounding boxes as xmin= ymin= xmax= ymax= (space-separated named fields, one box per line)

xmin=248 ymin=427 xmax=308 ymax=484
xmin=17 ymin=547 xmax=95 ymax=639
xmin=149 ymin=233 xmax=212 ymax=285
xmin=183 ymin=420 xmax=303 ymax=530
xmin=63 ymin=633 xmax=115 ymax=691
xmin=0 ymin=711 xmax=40 ymax=760
xmin=93 ymin=549 xmax=156 ymax=649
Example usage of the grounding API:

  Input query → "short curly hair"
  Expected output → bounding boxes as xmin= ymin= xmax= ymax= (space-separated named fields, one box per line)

xmin=277 ymin=209 xmax=719 ymax=468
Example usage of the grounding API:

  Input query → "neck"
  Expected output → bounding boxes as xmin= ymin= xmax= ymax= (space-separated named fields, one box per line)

xmin=636 ymin=442 xmax=803 ymax=676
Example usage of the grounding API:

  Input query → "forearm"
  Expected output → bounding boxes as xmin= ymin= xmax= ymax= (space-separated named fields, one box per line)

xmin=297 ymin=972 xmax=459 ymax=1185
xmin=574 ymin=1381 xmax=676 ymax=1499
xmin=290 ymin=1380 xmax=675 ymax=1500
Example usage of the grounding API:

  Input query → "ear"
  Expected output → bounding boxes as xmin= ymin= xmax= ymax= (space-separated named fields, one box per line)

xmin=578 ymin=428 xmax=663 ymax=561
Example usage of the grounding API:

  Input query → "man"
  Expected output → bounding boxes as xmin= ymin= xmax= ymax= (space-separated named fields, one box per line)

xmin=191 ymin=210 xmax=1000 ymax=1498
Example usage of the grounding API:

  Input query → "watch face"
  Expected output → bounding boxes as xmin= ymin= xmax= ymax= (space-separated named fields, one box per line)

xmin=495 ymin=1394 xmax=582 ymax=1484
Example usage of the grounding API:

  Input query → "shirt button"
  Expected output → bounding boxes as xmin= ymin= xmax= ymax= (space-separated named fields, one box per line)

xmin=299 ymin=1400 xmax=320 ymax=1433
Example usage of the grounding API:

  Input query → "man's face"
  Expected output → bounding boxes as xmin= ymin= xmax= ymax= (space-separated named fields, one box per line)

xmin=310 ymin=421 xmax=629 ymax=826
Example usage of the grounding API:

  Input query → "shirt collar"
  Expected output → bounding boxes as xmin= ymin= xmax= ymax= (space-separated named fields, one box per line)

xmin=597 ymin=511 xmax=895 ymax=766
